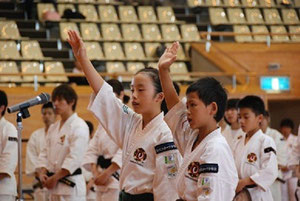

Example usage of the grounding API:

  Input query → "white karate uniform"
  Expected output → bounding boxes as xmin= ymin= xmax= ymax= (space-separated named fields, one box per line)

xmin=282 ymin=133 xmax=299 ymax=201
xmin=222 ymin=126 xmax=245 ymax=152
xmin=26 ymin=128 xmax=49 ymax=201
xmin=82 ymin=167 xmax=96 ymax=201
xmin=82 ymin=125 xmax=122 ymax=201
xmin=234 ymin=129 xmax=278 ymax=201
xmin=88 ymin=82 xmax=181 ymax=201
xmin=37 ymin=113 xmax=89 ymax=201
xmin=164 ymin=99 xmax=238 ymax=201
xmin=0 ymin=117 xmax=18 ymax=200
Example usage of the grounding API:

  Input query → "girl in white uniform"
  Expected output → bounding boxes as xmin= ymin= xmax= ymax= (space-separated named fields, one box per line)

xmin=67 ymin=30 xmax=181 ymax=201
xmin=234 ymin=96 xmax=278 ymax=201
xmin=158 ymin=42 xmax=238 ymax=201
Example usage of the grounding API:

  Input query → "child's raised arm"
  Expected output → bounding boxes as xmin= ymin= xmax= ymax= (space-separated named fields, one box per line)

xmin=67 ymin=30 xmax=104 ymax=93
xmin=158 ymin=42 xmax=180 ymax=110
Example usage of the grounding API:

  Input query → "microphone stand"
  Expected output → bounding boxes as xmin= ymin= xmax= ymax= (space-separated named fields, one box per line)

xmin=16 ymin=107 xmax=30 ymax=201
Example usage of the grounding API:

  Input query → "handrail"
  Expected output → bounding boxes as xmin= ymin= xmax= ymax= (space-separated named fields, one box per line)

xmin=200 ymin=31 xmax=300 ymax=37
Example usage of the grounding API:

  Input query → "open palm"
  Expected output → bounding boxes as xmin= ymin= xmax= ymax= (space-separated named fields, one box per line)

xmin=158 ymin=42 xmax=179 ymax=70
xmin=67 ymin=30 xmax=87 ymax=61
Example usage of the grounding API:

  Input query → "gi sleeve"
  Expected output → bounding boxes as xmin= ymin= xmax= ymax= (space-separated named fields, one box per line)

xmin=196 ymin=143 xmax=237 ymax=201
xmin=164 ymin=98 xmax=195 ymax=155
xmin=288 ymin=125 xmax=300 ymax=166
xmin=111 ymin=149 xmax=122 ymax=169
xmin=25 ymin=131 xmax=39 ymax=176
xmin=62 ymin=124 xmax=89 ymax=174
xmin=152 ymin=133 xmax=182 ymax=201
xmin=82 ymin=129 xmax=101 ymax=171
xmin=88 ymin=81 xmax=137 ymax=149
xmin=0 ymin=124 xmax=18 ymax=178
xmin=250 ymin=136 xmax=278 ymax=191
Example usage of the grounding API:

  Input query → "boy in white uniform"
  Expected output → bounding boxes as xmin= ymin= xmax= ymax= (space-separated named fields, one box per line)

xmin=26 ymin=102 xmax=56 ymax=201
xmin=234 ymin=96 xmax=278 ymax=201
xmin=36 ymin=84 xmax=89 ymax=201
xmin=0 ymin=90 xmax=18 ymax=201
xmin=260 ymin=111 xmax=287 ymax=201
xmin=158 ymin=42 xmax=238 ymax=201
xmin=222 ymin=98 xmax=245 ymax=152
xmin=280 ymin=118 xmax=298 ymax=201
xmin=68 ymin=30 xmax=181 ymax=201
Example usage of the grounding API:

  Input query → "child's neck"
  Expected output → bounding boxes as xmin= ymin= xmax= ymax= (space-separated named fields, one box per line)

xmin=192 ymin=122 xmax=218 ymax=151
xmin=245 ymin=127 xmax=260 ymax=145
xmin=231 ymin=122 xmax=240 ymax=130
xmin=142 ymin=109 xmax=161 ymax=129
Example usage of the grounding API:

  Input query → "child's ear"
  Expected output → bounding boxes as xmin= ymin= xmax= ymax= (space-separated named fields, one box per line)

xmin=257 ymin=114 xmax=264 ymax=123
xmin=209 ymin=102 xmax=218 ymax=117
xmin=155 ymin=92 xmax=165 ymax=103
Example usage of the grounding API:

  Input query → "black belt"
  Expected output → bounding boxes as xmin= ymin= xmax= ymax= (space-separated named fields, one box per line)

xmin=97 ymin=155 xmax=120 ymax=181
xmin=33 ymin=168 xmax=81 ymax=189
xmin=119 ymin=190 xmax=154 ymax=201
xmin=245 ymin=184 xmax=257 ymax=188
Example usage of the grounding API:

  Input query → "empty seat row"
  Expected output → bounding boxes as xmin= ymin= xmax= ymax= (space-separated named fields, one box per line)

xmin=60 ymin=22 xmax=200 ymax=42
xmin=188 ymin=0 xmax=298 ymax=7
xmin=0 ymin=41 xmax=45 ymax=60
xmin=210 ymin=8 xmax=299 ymax=25
xmin=57 ymin=0 xmax=118 ymax=3
xmin=0 ymin=21 xmax=21 ymax=40
xmin=38 ymin=4 xmax=177 ymax=23
xmin=233 ymin=25 xmax=300 ymax=42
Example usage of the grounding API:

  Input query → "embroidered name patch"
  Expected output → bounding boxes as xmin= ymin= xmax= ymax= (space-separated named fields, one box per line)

xmin=155 ymin=142 xmax=177 ymax=154
xmin=264 ymin=147 xmax=276 ymax=155
xmin=247 ymin=153 xmax=257 ymax=163
xmin=8 ymin=137 xmax=18 ymax=142
xmin=199 ymin=163 xmax=219 ymax=174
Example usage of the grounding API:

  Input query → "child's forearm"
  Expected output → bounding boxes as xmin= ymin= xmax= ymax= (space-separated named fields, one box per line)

xmin=159 ymin=67 xmax=180 ymax=110
xmin=79 ymin=57 xmax=104 ymax=94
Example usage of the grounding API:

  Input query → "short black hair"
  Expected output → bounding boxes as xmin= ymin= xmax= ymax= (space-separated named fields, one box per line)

xmin=107 ymin=79 xmax=124 ymax=96
xmin=263 ymin=110 xmax=270 ymax=117
xmin=186 ymin=77 xmax=227 ymax=122
xmin=162 ymin=81 xmax=181 ymax=115
xmin=0 ymin=90 xmax=8 ymax=116
xmin=42 ymin=102 xmax=54 ymax=111
xmin=280 ymin=118 xmax=294 ymax=130
xmin=226 ymin=98 xmax=240 ymax=110
xmin=85 ymin=120 xmax=94 ymax=137
xmin=52 ymin=84 xmax=78 ymax=111
xmin=238 ymin=95 xmax=265 ymax=116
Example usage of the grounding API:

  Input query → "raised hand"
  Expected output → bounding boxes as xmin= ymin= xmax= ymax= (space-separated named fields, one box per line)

xmin=158 ymin=41 xmax=179 ymax=70
xmin=67 ymin=30 xmax=87 ymax=62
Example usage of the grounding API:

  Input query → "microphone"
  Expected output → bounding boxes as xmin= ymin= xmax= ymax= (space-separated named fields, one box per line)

xmin=7 ymin=93 xmax=51 ymax=113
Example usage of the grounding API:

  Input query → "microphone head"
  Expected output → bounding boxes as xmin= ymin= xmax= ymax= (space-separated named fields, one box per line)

xmin=39 ymin=93 xmax=51 ymax=104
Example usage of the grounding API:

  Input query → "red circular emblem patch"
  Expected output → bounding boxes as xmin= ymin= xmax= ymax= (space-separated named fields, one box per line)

xmin=247 ymin=153 xmax=257 ymax=163
xmin=188 ymin=161 xmax=201 ymax=178
xmin=133 ymin=148 xmax=147 ymax=162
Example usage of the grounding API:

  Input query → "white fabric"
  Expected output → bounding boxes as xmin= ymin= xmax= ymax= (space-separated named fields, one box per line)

xmin=0 ymin=195 xmax=15 ymax=201
xmin=88 ymin=82 xmax=181 ymax=201
xmin=234 ymin=129 xmax=278 ymax=201
xmin=0 ymin=117 xmax=18 ymax=196
xmin=82 ymin=125 xmax=121 ymax=192
xmin=96 ymin=188 xmax=119 ymax=201
xmin=37 ymin=113 xmax=89 ymax=196
xmin=34 ymin=188 xmax=49 ymax=201
xmin=164 ymin=99 xmax=238 ymax=201
xmin=82 ymin=167 xmax=96 ymax=201
xmin=222 ymin=126 xmax=245 ymax=152
xmin=49 ymin=194 xmax=86 ymax=201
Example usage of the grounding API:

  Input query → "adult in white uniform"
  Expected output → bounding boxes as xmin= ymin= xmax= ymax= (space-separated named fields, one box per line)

xmin=67 ymin=30 xmax=181 ymax=201
xmin=280 ymin=118 xmax=298 ymax=201
xmin=222 ymin=98 xmax=245 ymax=152
xmin=26 ymin=102 xmax=56 ymax=201
xmin=260 ymin=111 xmax=288 ymax=201
xmin=83 ymin=126 xmax=122 ymax=201
xmin=0 ymin=90 xmax=18 ymax=201
xmin=36 ymin=84 xmax=89 ymax=201
xmin=234 ymin=96 xmax=278 ymax=201
xmin=158 ymin=42 xmax=238 ymax=201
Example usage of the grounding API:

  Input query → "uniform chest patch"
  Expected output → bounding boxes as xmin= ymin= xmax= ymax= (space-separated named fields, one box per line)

xmin=133 ymin=148 xmax=147 ymax=162
xmin=237 ymin=135 xmax=243 ymax=140
xmin=247 ymin=153 xmax=257 ymax=163
xmin=60 ymin=135 xmax=66 ymax=144
xmin=188 ymin=162 xmax=201 ymax=178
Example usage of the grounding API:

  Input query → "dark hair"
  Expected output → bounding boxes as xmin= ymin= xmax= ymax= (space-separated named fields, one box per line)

xmin=186 ymin=77 xmax=227 ymax=122
xmin=85 ymin=120 xmax=94 ymax=137
xmin=52 ymin=84 xmax=78 ymax=111
xmin=263 ymin=110 xmax=270 ymax=117
xmin=238 ymin=95 xmax=265 ymax=116
xmin=226 ymin=98 xmax=240 ymax=110
xmin=42 ymin=102 xmax=54 ymax=111
xmin=107 ymin=79 xmax=124 ymax=96
xmin=136 ymin=67 xmax=162 ymax=95
xmin=161 ymin=82 xmax=180 ymax=115
xmin=0 ymin=90 xmax=8 ymax=116
xmin=280 ymin=118 xmax=294 ymax=130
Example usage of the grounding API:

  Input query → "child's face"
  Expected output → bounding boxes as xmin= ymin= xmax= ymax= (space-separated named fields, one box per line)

xmin=238 ymin=108 xmax=263 ymax=133
xmin=131 ymin=73 xmax=163 ymax=114
xmin=225 ymin=108 xmax=238 ymax=124
xmin=53 ymin=97 xmax=74 ymax=115
xmin=280 ymin=126 xmax=292 ymax=136
xmin=42 ymin=108 xmax=56 ymax=126
xmin=186 ymin=92 xmax=213 ymax=129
